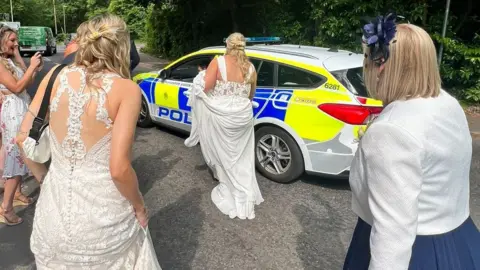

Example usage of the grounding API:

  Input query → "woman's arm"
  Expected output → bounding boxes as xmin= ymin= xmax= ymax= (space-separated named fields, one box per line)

xmin=109 ymin=79 xmax=145 ymax=213
xmin=249 ymin=70 xmax=257 ymax=100
xmin=204 ymin=58 xmax=218 ymax=92
xmin=361 ymin=122 xmax=423 ymax=270
xmin=0 ymin=52 xmax=41 ymax=93
xmin=16 ymin=66 xmax=60 ymax=183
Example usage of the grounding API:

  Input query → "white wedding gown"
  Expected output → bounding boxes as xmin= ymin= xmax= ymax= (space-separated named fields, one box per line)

xmin=30 ymin=66 xmax=161 ymax=269
xmin=185 ymin=56 xmax=264 ymax=219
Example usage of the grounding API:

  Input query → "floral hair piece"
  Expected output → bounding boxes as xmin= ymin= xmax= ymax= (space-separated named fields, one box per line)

xmin=362 ymin=13 xmax=397 ymax=66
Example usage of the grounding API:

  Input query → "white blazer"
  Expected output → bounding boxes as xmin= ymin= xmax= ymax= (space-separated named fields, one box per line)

xmin=349 ymin=90 xmax=473 ymax=270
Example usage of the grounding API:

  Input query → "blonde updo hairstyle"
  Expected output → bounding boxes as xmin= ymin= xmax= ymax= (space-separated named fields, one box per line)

xmin=0 ymin=25 xmax=20 ymax=80
xmin=363 ymin=24 xmax=441 ymax=106
xmin=75 ymin=14 xmax=130 ymax=90
xmin=225 ymin=32 xmax=254 ymax=83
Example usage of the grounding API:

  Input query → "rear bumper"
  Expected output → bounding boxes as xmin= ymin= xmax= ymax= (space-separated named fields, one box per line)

xmin=302 ymin=124 xmax=359 ymax=177
xmin=20 ymin=46 xmax=47 ymax=52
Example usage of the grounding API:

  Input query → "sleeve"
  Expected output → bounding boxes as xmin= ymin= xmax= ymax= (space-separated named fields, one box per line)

xmin=361 ymin=122 xmax=423 ymax=270
xmin=129 ymin=40 xmax=140 ymax=72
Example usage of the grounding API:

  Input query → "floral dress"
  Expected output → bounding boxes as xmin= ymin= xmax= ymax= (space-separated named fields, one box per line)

xmin=0 ymin=58 xmax=30 ymax=179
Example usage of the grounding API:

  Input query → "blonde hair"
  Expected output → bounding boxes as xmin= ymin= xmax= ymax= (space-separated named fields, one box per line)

xmin=363 ymin=23 xmax=441 ymax=105
xmin=75 ymin=14 xmax=130 ymax=90
xmin=0 ymin=25 xmax=19 ymax=80
xmin=225 ymin=32 xmax=253 ymax=83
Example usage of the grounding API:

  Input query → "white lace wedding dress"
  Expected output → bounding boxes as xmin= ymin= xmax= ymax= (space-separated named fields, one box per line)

xmin=30 ymin=66 xmax=161 ymax=269
xmin=185 ymin=56 xmax=264 ymax=219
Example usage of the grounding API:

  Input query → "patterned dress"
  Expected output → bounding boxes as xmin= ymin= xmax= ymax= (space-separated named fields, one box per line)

xmin=0 ymin=58 xmax=30 ymax=179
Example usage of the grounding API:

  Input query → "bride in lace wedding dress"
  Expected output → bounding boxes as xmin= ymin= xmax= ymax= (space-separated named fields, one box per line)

xmin=185 ymin=33 xmax=264 ymax=219
xmin=16 ymin=15 xmax=161 ymax=269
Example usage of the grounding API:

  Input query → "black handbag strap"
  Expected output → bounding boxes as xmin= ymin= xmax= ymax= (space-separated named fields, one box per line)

xmin=37 ymin=64 xmax=67 ymax=120
xmin=29 ymin=64 xmax=67 ymax=141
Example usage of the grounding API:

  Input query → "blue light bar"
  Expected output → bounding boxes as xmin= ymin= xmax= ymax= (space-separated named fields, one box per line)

xmin=245 ymin=37 xmax=282 ymax=43
xmin=223 ymin=37 xmax=282 ymax=43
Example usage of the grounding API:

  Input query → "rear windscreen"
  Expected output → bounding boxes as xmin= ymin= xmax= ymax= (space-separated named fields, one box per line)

xmin=331 ymin=67 xmax=369 ymax=98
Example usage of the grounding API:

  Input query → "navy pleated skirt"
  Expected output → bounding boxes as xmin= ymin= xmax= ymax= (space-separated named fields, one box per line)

xmin=343 ymin=217 xmax=480 ymax=270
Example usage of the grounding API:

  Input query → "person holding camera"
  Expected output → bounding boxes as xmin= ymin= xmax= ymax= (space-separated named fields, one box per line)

xmin=0 ymin=25 xmax=42 ymax=226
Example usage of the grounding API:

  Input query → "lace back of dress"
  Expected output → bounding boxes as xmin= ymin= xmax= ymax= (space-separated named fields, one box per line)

xmin=208 ymin=56 xmax=254 ymax=98
xmin=49 ymin=66 xmax=119 ymax=173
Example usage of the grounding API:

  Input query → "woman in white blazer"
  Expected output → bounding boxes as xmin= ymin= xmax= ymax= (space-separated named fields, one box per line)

xmin=343 ymin=14 xmax=480 ymax=270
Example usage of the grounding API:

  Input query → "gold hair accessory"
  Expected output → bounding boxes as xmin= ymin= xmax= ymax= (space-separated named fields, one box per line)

xmin=90 ymin=31 xmax=101 ymax=40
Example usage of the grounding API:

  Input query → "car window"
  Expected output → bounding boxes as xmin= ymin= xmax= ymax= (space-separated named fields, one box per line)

xmin=278 ymin=65 xmax=324 ymax=88
xmin=256 ymin=61 xmax=274 ymax=87
xmin=249 ymin=58 xmax=261 ymax=70
xmin=331 ymin=68 xmax=369 ymax=97
xmin=169 ymin=56 xmax=213 ymax=82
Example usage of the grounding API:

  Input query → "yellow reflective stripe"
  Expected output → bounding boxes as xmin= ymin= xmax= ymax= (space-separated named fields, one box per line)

xmin=154 ymin=83 xmax=179 ymax=109
xmin=284 ymin=89 xmax=352 ymax=142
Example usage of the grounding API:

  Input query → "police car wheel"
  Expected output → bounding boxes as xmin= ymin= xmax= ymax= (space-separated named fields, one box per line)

xmin=255 ymin=126 xmax=304 ymax=183
xmin=137 ymin=96 xmax=153 ymax=128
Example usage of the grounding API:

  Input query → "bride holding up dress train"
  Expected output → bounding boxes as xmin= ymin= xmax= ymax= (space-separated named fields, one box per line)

xmin=185 ymin=32 xmax=264 ymax=220
xmin=16 ymin=14 xmax=161 ymax=269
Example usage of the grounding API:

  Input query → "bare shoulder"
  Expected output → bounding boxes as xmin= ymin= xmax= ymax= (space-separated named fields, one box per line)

xmin=208 ymin=57 xmax=219 ymax=68
xmin=111 ymin=78 xmax=141 ymax=96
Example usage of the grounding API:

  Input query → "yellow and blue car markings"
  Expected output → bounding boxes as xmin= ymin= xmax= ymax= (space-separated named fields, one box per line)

xmin=134 ymin=47 xmax=382 ymax=176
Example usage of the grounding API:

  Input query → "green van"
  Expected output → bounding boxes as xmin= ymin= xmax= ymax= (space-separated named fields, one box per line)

xmin=18 ymin=26 xmax=57 ymax=56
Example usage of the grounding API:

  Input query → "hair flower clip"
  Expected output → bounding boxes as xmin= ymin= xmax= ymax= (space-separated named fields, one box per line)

xmin=90 ymin=31 xmax=101 ymax=40
xmin=362 ymin=13 xmax=397 ymax=65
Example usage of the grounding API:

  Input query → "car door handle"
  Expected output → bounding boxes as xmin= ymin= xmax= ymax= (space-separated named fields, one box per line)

xmin=252 ymin=101 xmax=259 ymax=108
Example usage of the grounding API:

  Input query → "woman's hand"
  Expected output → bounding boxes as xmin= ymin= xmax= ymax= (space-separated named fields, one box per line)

xmin=29 ymin=52 xmax=42 ymax=70
xmin=134 ymin=205 xmax=148 ymax=228
xmin=15 ymin=131 xmax=29 ymax=149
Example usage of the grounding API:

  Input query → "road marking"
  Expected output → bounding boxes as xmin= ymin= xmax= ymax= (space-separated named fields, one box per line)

xmin=42 ymin=57 xmax=52 ymax=62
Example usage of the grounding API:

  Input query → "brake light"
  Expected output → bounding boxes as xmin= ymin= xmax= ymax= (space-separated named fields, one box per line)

xmin=318 ymin=103 xmax=383 ymax=125
xmin=356 ymin=96 xmax=367 ymax=104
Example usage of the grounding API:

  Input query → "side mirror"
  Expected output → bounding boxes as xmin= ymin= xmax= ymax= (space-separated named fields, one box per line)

xmin=158 ymin=69 xmax=168 ymax=80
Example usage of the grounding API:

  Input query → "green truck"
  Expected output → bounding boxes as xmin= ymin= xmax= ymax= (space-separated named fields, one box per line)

xmin=18 ymin=26 xmax=57 ymax=56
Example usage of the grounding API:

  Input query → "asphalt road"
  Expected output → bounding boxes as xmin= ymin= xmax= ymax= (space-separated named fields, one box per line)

xmin=0 ymin=46 xmax=479 ymax=270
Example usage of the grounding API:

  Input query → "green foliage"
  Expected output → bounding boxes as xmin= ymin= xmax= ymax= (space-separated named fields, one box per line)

xmin=434 ymin=34 xmax=480 ymax=102
xmin=108 ymin=0 xmax=147 ymax=40
xmin=3 ymin=0 xmax=479 ymax=102
xmin=141 ymin=0 xmax=479 ymax=102
xmin=56 ymin=32 xmax=67 ymax=43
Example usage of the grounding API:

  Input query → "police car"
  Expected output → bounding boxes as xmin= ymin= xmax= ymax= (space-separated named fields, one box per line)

xmin=133 ymin=37 xmax=383 ymax=183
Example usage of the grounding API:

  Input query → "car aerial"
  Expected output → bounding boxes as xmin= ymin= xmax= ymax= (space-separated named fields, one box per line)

xmin=133 ymin=37 xmax=383 ymax=183
xmin=18 ymin=26 xmax=57 ymax=56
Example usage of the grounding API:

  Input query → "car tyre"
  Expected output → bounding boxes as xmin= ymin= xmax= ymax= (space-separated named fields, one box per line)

xmin=44 ymin=46 xmax=52 ymax=56
xmin=137 ymin=96 xmax=153 ymax=128
xmin=53 ymin=46 xmax=57 ymax=54
xmin=255 ymin=126 xmax=304 ymax=183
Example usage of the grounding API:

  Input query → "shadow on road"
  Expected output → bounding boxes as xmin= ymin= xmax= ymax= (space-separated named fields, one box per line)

xmin=300 ymin=174 xmax=351 ymax=191
xmin=133 ymin=148 xmax=181 ymax=196
xmin=0 ymin=205 xmax=37 ymax=270
xmin=294 ymin=193 xmax=348 ymax=270
xmin=149 ymin=188 xmax=205 ymax=270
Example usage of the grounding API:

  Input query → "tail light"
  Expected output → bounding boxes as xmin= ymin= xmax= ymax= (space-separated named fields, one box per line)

xmin=318 ymin=103 xmax=383 ymax=125
xmin=356 ymin=96 xmax=367 ymax=104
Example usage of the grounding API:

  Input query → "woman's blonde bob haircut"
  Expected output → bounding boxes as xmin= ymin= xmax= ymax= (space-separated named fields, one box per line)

xmin=363 ymin=23 xmax=441 ymax=105
xmin=74 ymin=14 xmax=130 ymax=89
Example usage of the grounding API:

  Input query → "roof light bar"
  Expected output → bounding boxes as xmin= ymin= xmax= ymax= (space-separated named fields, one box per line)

xmin=223 ymin=37 xmax=282 ymax=44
